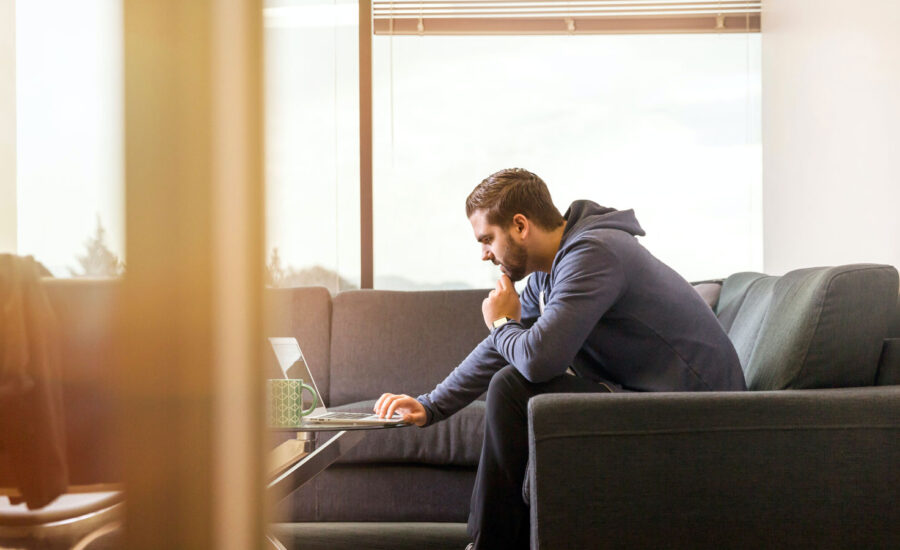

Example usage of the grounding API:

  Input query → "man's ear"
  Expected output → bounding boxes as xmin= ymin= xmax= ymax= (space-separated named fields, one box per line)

xmin=512 ymin=214 xmax=528 ymax=237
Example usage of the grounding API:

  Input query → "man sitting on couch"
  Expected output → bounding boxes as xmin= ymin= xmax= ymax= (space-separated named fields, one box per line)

xmin=374 ymin=168 xmax=746 ymax=550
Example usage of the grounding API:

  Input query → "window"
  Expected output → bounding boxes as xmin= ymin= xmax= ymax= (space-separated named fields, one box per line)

xmin=14 ymin=0 xmax=124 ymax=277
xmin=372 ymin=32 xmax=761 ymax=288
xmin=264 ymin=0 xmax=361 ymax=292
xmin=262 ymin=1 xmax=761 ymax=290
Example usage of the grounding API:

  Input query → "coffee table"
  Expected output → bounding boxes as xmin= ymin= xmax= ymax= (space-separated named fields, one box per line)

xmin=266 ymin=423 xmax=409 ymax=549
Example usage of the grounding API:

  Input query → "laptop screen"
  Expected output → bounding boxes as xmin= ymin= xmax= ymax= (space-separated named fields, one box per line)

xmin=268 ymin=337 xmax=328 ymax=417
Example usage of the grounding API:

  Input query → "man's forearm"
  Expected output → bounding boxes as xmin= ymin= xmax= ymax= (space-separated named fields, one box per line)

xmin=416 ymin=336 xmax=506 ymax=426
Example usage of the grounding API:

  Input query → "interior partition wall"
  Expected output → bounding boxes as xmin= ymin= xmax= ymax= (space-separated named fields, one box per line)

xmin=761 ymin=0 xmax=900 ymax=273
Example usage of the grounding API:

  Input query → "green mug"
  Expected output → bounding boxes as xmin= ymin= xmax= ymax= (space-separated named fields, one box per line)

xmin=268 ymin=378 xmax=318 ymax=427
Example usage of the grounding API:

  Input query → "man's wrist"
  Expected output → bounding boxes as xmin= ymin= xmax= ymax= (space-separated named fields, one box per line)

xmin=492 ymin=316 xmax=513 ymax=329
xmin=416 ymin=397 xmax=434 ymax=426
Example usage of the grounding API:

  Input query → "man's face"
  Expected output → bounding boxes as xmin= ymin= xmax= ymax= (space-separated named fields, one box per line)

xmin=469 ymin=210 xmax=529 ymax=282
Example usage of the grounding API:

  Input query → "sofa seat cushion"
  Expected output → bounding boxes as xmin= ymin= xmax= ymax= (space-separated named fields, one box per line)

xmin=329 ymin=400 xmax=484 ymax=467
xmin=275 ymin=465 xmax=475 ymax=523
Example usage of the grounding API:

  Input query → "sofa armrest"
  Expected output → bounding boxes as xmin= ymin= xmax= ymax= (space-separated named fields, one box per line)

xmin=527 ymin=388 xmax=900 ymax=550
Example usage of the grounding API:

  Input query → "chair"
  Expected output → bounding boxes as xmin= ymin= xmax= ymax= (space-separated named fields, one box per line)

xmin=0 ymin=271 xmax=124 ymax=549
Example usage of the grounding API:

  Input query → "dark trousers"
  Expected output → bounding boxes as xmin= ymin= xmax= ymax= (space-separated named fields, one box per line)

xmin=468 ymin=365 xmax=615 ymax=549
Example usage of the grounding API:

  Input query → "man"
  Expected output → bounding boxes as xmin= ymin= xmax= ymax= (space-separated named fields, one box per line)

xmin=375 ymin=168 xmax=746 ymax=549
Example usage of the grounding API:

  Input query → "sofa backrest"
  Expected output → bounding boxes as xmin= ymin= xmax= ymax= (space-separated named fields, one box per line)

xmin=690 ymin=280 xmax=724 ymax=310
xmin=265 ymin=286 xmax=333 ymax=404
xmin=875 ymin=293 xmax=900 ymax=386
xmin=716 ymin=264 xmax=899 ymax=390
xmin=329 ymin=289 xmax=488 ymax=406
xmin=889 ymin=293 xmax=900 ymax=339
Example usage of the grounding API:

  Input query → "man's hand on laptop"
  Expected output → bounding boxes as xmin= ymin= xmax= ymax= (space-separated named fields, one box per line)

xmin=374 ymin=393 xmax=427 ymax=427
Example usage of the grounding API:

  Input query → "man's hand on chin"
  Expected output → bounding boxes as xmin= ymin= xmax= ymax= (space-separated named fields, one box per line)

xmin=482 ymin=274 xmax=522 ymax=330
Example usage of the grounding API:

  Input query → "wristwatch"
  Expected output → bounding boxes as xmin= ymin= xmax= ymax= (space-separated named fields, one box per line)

xmin=492 ymin=316 xmax=513 ymax=330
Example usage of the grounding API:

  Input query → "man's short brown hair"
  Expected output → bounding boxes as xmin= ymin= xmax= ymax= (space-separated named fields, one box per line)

xmin=465 ymin=168 xmax=565 ymax=231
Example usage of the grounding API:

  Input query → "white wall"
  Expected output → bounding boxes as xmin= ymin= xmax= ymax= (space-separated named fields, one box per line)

xmin=762 ymin=0 xmax=900 ymax=274
xmin=0 ymin=0 xmax=14 ymax=254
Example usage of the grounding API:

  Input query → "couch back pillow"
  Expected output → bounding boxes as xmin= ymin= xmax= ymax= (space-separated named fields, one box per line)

xmin=330 ymin=289 xmax=488 ymax=406
xmin=889 ymin=293 xmax=900 ymax=338
xmin=265 ymin=286 xmax=333 ymax=404
xmin=691 ymin=280 xmax=724 ymax=310
xmin=717 ymin=264 xmax=899 ymax=390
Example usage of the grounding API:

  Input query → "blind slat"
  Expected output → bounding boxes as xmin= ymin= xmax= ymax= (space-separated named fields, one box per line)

xmin=376 ymin=0 xmax=758 ymax=5
xmin=374 ymin=0 xmax=760 ymax=34
xmin=376 ymin=10 xmax=759 ymax=18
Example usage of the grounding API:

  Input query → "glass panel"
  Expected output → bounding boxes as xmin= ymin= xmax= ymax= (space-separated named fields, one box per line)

xmin=16 ymin=0 xmax=124 ymax=277
xmin=265 ymin=0 xmax=360 ymax=293
xmin=373 ymin=33 xmax=762 ymax=289
xmin=263 ymin=0 xmax=360 ymax=537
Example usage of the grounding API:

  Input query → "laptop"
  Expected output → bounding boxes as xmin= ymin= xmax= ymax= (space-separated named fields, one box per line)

xmin=268 ymin=337 xmax=406 ymax=426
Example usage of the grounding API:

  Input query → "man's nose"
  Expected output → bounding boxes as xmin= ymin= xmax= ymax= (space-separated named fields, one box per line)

xmin=481 ymin=247 xmax=492 ymax=262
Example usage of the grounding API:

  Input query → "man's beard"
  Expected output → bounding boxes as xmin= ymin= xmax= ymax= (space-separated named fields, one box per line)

xmin=501 ymin=237 xmax=528 ymax=282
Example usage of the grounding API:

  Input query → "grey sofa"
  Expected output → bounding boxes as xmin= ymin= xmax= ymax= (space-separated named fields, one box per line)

xmin=16 ymin=263 xmax=900 ymax=549
xmin=527 ymin=264 xmax=900 ymax=549
xmin=265 ymin=287 xmax=489 ymax=526
xmin=267 ymin=263 xmax=900 ymax=549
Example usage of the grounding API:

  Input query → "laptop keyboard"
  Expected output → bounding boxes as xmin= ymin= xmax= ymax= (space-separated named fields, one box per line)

xmin=317 ymin=412 xmax=375 ymax=419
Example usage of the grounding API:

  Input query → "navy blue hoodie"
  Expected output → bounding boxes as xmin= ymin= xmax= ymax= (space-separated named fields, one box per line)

xmin=417 ymin=200 xmax=746 ymax=425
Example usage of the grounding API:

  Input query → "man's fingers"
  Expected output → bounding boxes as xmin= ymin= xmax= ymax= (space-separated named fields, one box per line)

xmin=498 ymin=274 xmax=512 ymax=291
xmin=374 ymin=394 xmax=426 ymax=424
xmin=385 ymin=395 xmax=410 ymax=419
xmin=377 ymin=394 xmax=402 ymax=418
xmin=373 ymin=393 xmax=393 ymax=413
xmin=376 ymin=393 xmax=401 ymax=415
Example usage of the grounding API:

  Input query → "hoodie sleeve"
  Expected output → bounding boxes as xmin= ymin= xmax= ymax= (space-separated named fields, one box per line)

xmin=490 ymin=238 xmax=627 ymax=383
xmin=518 ymin=273 xmax=543 ymax=327
xmin=416 ymin=335 xmax=507 ymax=425
xmin=415 ymin=275 xmax=546 ymax=425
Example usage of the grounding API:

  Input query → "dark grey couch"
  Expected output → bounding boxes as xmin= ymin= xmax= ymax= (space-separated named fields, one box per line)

xmin=265 ymin=287 xmax=489 ymax=526
xmin=25 ymin=263 xmax=900 ymax=549
xmin=266 ymin=263 xmax=900 ymax=549
xmin=528 ymin=264 xmax=900 ymax=549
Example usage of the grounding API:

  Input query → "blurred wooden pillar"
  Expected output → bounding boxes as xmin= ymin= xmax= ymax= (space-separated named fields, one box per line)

xmin=121 ymin=0 xmax=265 ymax=548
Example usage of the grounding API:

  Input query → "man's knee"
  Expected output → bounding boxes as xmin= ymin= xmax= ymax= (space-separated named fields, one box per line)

xmin=487 ymin=365 xmax=527 ymax=400
xmin=484 ymin=366 xmax=532 ymax=434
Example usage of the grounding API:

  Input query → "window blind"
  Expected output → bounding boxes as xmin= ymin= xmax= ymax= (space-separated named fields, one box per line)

xmin=373 ymin=0 xmax=760 ymax=35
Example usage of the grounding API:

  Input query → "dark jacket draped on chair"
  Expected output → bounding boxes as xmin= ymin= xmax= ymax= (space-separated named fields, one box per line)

xmin=0 ymin=254 xmax=68 ymax=509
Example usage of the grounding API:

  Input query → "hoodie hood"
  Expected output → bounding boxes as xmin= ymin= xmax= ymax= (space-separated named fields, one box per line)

xmin=561 ymin=200 xmax=645 ymax=246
